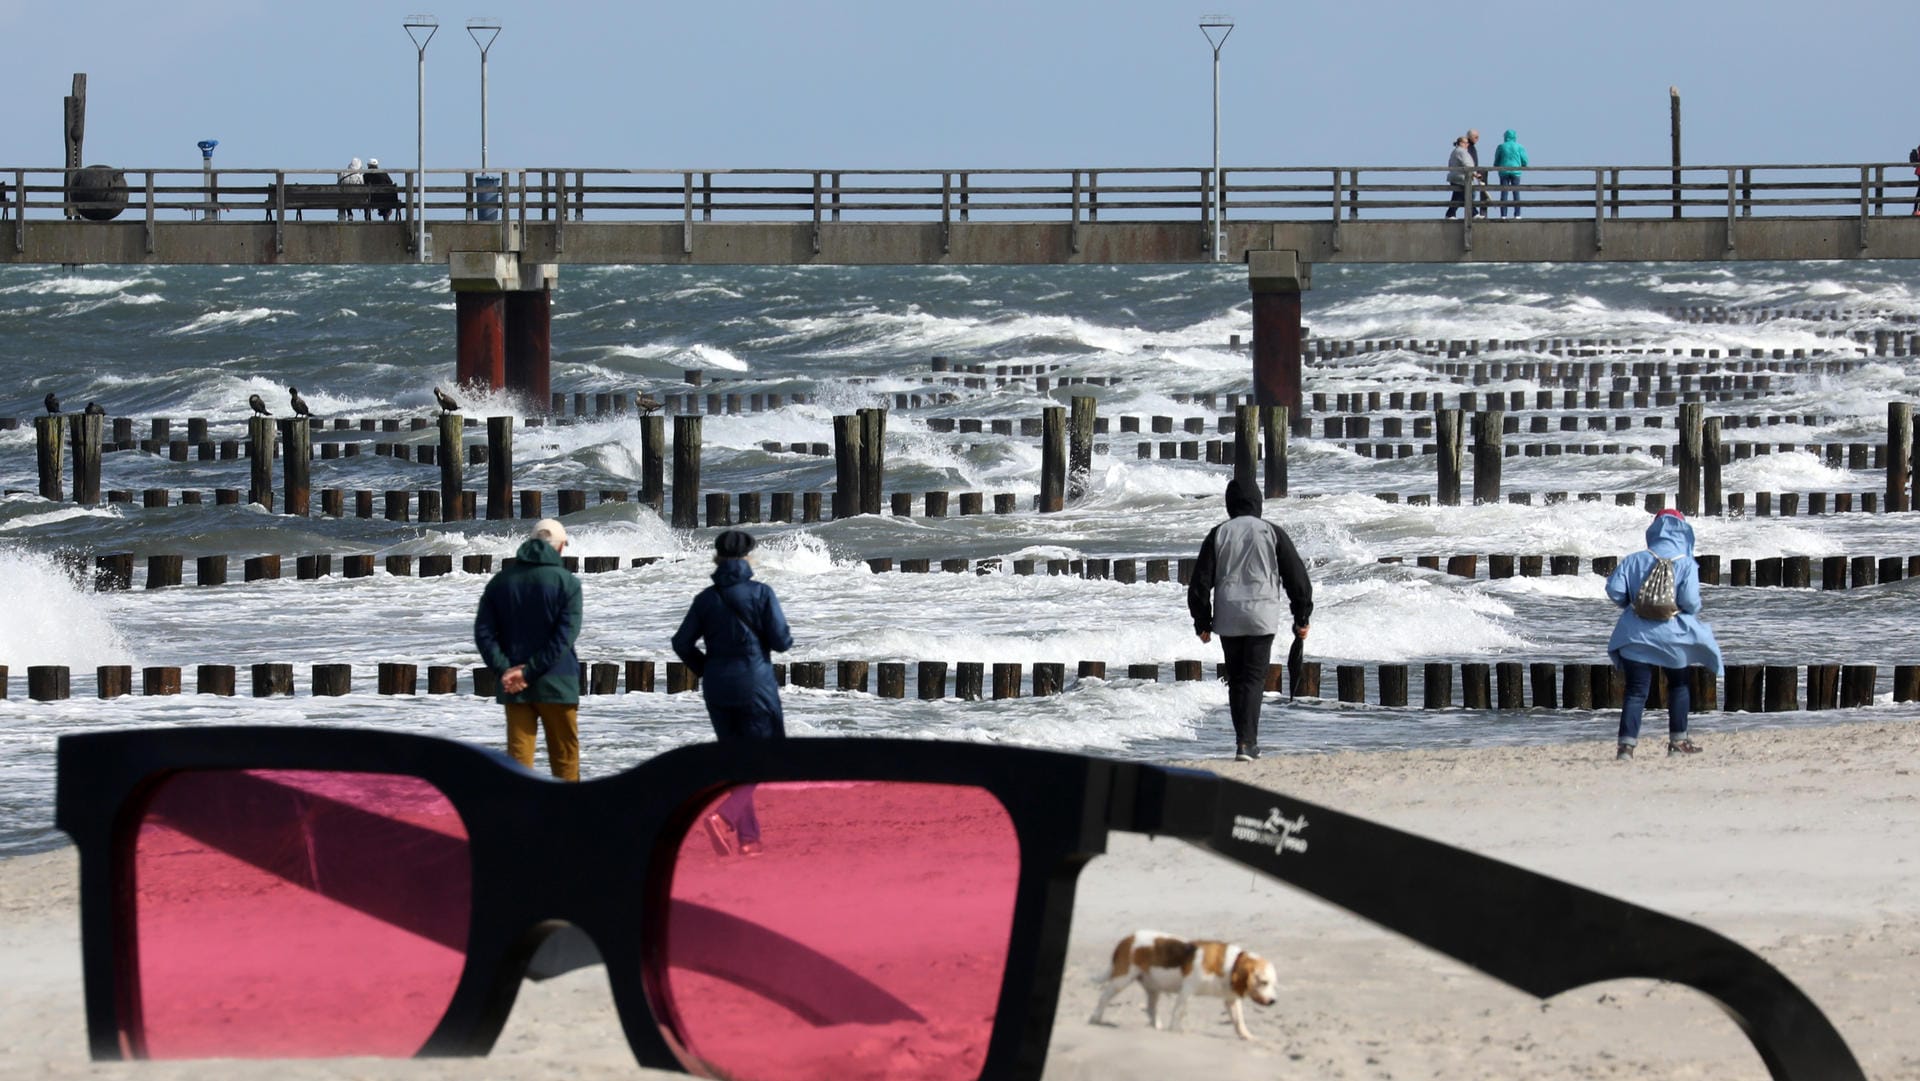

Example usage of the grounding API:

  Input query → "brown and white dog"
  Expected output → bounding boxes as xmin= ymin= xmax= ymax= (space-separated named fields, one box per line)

xmin=1088 ymin=930 xmax=1279 ymax=1041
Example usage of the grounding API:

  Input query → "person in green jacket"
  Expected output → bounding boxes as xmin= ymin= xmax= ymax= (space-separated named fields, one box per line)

xmin=475 ymin=518 xmax=584 ymax=780
xmin=1494 ymin=130 xmax=1530 ymax=218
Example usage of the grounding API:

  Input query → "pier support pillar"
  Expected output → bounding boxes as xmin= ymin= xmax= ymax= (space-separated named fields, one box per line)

xmin=450 ymin=254 xmax=556 ymax=401
xmin=506 ymin=262 xmax=558 ymax=407
xmin=1248 ymin=250 xmax=1309 ymax=413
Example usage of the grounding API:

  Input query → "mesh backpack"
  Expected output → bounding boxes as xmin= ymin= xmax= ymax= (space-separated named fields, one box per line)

xmin=1632 ymin=555 xmax=1680 ymax=621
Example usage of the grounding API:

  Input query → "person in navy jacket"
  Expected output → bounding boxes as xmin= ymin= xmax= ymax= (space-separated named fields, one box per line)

xmin=673 ymin=529 xmax=793 ymax=855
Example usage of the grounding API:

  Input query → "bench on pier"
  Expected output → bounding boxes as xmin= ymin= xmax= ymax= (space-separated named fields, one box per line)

xmin=265 ymin=184 xmax=383 ymax=221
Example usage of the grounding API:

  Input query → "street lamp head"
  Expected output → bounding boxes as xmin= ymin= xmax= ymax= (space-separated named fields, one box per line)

xmin=404 ymin=14 xmax=439 ymax=50
xmin=467 ymin=17 xmax=501 ymax=54
xmin=1199 ymin=13 xmax=1234 ymax=50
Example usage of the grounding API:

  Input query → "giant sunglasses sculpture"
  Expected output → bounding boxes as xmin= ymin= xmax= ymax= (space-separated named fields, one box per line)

xmin=58 ymin=727 xmax=1862 ymax=1081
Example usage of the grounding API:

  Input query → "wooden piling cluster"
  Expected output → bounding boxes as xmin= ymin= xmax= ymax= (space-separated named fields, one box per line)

xmin=8 ymin=657 xmax=1909 ymax=713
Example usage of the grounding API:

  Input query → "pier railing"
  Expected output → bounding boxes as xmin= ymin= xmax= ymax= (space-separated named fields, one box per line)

xmin=6 ymin=163 xmax=1920 ymax=233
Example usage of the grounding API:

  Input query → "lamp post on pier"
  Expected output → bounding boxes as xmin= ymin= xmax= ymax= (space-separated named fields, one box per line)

xmin=404 ymin=14 xmax=439 ymax=263
xmin=1199 ymin=14 xmax=1234 ymax=262
xmin=467 ymin=18 xmax=500 ymax=169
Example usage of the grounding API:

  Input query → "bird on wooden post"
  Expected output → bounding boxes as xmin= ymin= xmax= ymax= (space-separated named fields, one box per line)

xmin=288 ymin=386 xmax=312 ymax=418
xmin=83 ymin=401 xmax=105 ymax=417
xmin=44 ymin=392 xmax=59 ymax=414
xmin=433 ymin=386 xmax=462 ymax=414
xmin=637 ymin=392 xmax=662 ymax=415
xmin=248 ymin=393 xmax=270 ymax=417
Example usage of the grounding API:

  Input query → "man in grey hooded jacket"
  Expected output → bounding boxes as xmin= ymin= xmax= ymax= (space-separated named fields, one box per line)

xmin=1188 ymin=479 xmax=1313 ymax=761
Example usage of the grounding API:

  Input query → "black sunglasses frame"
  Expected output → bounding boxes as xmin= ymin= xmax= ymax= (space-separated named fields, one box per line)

xmin=57 ymin=727 xmax=1862 ymax=1081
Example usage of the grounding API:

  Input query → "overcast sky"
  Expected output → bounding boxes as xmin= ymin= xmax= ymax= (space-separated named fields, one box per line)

xmin=3 ymin=0 xmax=1915 ymax=174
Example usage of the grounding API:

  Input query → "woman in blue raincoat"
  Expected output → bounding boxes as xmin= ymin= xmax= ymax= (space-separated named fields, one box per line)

xmin=1605 ymin=509 xmax=1723 ymax=759
xmin=672 ymin=529 xmax=793 ymax=855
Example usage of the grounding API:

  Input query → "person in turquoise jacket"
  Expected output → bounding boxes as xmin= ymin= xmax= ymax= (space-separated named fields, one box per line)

xmin=1605 ymin=509 xmax=1722 ymax=760
xmin=1493 ymin=130 xmax=1530 ymax=218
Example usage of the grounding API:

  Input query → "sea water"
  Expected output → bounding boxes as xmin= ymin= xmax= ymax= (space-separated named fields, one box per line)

xmin=1 ymin=259 xmax=1918 ymax=855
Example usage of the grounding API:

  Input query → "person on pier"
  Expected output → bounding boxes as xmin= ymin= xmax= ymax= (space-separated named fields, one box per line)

xmin=1494 ymin=129 xmax=1530 ymax=217
xmin=475 ymin=518 xmax=584 ymax=780
xmin=672 ymin=530 xmax=793 ymax=857
xmin=1187 ymin=479 xmax=1313 ymax=762
xmin=1445 ymin=136 xmax=1475 ymax=219
xmin=1605 ymin=509 xmax=1722 ymax=760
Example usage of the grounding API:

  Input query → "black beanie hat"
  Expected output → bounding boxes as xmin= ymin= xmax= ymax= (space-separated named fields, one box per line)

xmin=715 ymin=530 xmax=756 ymax=559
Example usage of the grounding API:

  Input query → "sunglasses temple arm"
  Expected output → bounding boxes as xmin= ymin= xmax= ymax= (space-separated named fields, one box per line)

xmin=1108 ymin=766 xmax=1863 ymax=1081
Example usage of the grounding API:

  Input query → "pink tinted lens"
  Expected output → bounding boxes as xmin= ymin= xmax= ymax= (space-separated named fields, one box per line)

xmin=663 ymin=781 xmax=1020 ymax=1081
xmin=129 ymin=769 xmax=471 ymax=1058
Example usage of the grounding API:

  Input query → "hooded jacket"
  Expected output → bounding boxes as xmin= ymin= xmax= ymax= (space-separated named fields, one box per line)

xmin=474 ymin=537 xmax=583 ymax=704
xmin=1493 ymin=131 xmax=1529 ymax=181
xmin=1605 ymin=513 xmax=1724 ymax=673
xmin=1188 ymin=479 xmax=1313 ymax=637
xmin=1447 ymin=143 xmax=1475 ymax=187
xmin=672 ymin=559 xmax=794 ymax=738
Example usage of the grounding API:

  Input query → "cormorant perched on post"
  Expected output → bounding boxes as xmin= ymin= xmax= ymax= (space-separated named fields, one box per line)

xmin=44 ymin=392 xmax=59 ymax=414
xmin=83 ymin=401 xmax=106 ymax=417
xmin=248 ymin=393 xmax=270 ymax=417
xmin=288 ymin=386 xmax=312 ymax=418
xmin=636 ymin=393 xmax=663 ymax=415
xmin=433 ymin=386 xmax=461 ymax=414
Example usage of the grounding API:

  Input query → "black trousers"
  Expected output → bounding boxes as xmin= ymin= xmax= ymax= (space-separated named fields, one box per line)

xmin=1220 ymin=634 xmax=1276 ymax=749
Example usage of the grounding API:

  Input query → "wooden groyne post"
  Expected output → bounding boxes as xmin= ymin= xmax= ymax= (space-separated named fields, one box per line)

xmin=248 ymin=416 xmax=273 ymax=510
xmin=1233 ymin=404 xmax=1258 ymax=495
xmin=1472 ymin=409 xmax=1502 ymax=505
xmin=1703 ymin=415 xmax=1724 ymax=515
xmin=859 ymin=407 xmax=886 ymax=515
xmin=1262 ymin=405 xmax=1288 ymax=498
xmin=1891 ymin=403 xmax=1913 ymax=513
xmin=1436 ymin=405 xmax=1462 ymax=506
xmin=1040 ymin=406 xmax=1065 ymax=512
xmin=833 ymin=415 xmax=862 ymax=518
xmin=282 ymin=417 xmax=310 ymax=516
xmin=70 ymin=412 xmax=102 ymax=506
xmin=35 ymin=415 xmax=64 ymax=501
xmin=1068 ymin=395 xmax=1096 ymax=500
xmin=438 ymin=414 xmax=463 ymax=521
xmin=672 ymin=416 xmax=701 ymax=529
xmin=640 ymin=414 xmax=663 ymax=509
xmin=487 ymin=416 xmax=512 ymax=519
xmin=1677 ymin=403 xmax=1703 ymax=516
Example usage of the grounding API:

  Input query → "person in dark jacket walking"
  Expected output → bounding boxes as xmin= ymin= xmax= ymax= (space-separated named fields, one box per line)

xmin=1187 ymin=479 xmax=1313 ymax=761
xmin=672 ymin=529 xmax=794 ymax=856
xmin=474 ymin=519 xmax=584 ymax=780
xmin=1605 ymin=509 xmax=1723 ymax=760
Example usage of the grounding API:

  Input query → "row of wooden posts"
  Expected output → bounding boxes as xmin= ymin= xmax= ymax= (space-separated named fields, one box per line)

xmin=2 ymin=659 xmax=1907 ymax=713
xmin=1662 ymin=305 xmax=1920 ymax=324
xmin=29 ymin=405 xmax=1920 ymax=521
xmin=78 ymin=546 xmax=1920 ymax=593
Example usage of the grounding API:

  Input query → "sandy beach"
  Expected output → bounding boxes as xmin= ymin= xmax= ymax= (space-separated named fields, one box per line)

xmin=4 ymin=721 xmax=1916 ymax=1081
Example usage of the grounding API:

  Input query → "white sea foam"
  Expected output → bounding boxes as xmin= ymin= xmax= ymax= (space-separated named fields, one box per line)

xmin=167 ymin=308 xmax=294 ymax=335
xmin=0 ymin=550 xmax=138 ymax=667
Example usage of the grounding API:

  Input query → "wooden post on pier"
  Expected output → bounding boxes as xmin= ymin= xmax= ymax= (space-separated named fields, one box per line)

xmin=1068 ymin=396 xmax=1096 ymax=500
xmin=1040 ymin=406 xmax=1066 ymax=512
xmin=70 ymin=413 xmax=102 ymax=506
xmin=640 ymin=414 xmax=664 ymax=509
xmin=1233 ymin=404 xmax=1258 ymax=495
xmin=858 ymin=407 xmax=886 ymax=515
xmin=672 ymin=416 xmax=701 ymax=529
xmin=1677 ymin=403 xmax=1703 ymax=516
xmin=282 ymin=417 xmax=310 ymax=516
xmin=1890 ymin=403 xmax=1913 ymax=513
xmin=1436 ymin=407 xmax=1463 ymax=506
xmin=247 ymin=416 xmax=274 ymax=510
xmin=832 ymin=415 xmax=862 ymax=518
xmin=1669 ymin=87 xmax=1683 ymax=220
xmin=1261 ymin=405 xmax=1289 ymax=498
xmin=487 ymin=416 xmax=512 ymax=519
xmin=1703 ymin=415 xmax=1724 ymax=516
xmin=439 ymin=414 xmax=463 ymax=520
xmin=1472 ymin=410 xmax=1502 ymax=505
xmin=35 ymin=415 xmax=64 ymax=501
xmin=1248 ymin=251 xmax=1307 ymax=413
